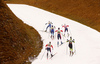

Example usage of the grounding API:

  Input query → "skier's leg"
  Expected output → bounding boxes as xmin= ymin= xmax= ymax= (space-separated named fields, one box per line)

xmin=72 ymin=51 xmax=74 ymax=56
xmin=65 ymin=28 xmax=69 ymax=37
xmin=58 ymin=34 xmax=62 ymax=46
xmin=50 ymin=50 xmax=53 ymax=57
xmin=70 ymin=48 xmax=73 ymax=56
xmin=49 ymin=24 xmax=51 ymax=32
xmin=53 ymin=33 xmax=54 ymax=39
xmin=51 ymin=31 xmax=54 ymax=39
xmin=45 ymin=25 xmax=49 ymax=32
xmin=70 ymin=51 xmax=71 ymax=56
xmin=51 ymin=33 xmax=52 ymax=38
xmin=61 ymin=41 xmax=63 ymax=44
xmin=47 ymin=51 xmax=48 ymax=59
xmin=69 ymin=48 xmax=72 ymax=56
xmin=71 ymin=48 xmax=74 ymax=56
xmin=60 ymin=35 xmax=63 ymax=44
xmin=53 ymin=31 xmax=54 ymax=39
xmin=57 ymin=34 xmax=59 ymax=47
xmin=49 ymin=27 xmax=51 ymax=32
xmin=64 ymin=28 xmax=66 ymax=36
xmin=47 ymin=48 xmax=50 ymax=59
xmin=51 ymin=54 xmax=53 ymax=57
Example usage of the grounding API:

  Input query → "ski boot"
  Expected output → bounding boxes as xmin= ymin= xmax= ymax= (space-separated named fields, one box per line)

xmin=51 ymin=54 xmax=53 ymax=58
xmin=61 ymin=41 xmax=63 ymax=44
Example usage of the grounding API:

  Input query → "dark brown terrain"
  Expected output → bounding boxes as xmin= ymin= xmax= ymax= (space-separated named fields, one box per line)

xmin=6 ymin=0 xmax=100 ymax=32
xmin=0 ymin=0 xmax=43 ymax=64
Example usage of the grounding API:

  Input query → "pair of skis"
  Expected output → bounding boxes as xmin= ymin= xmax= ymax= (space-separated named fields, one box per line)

xmin=41 ymin=51 xmax=57 ymax=60
xmin=48 ymin=52 xmax=57 ymax=60
xmin=57 ymin=41 xmax=65 ymax=47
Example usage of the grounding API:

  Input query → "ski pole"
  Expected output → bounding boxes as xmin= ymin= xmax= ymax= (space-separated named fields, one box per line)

xmin=43 ymin=23 xmax=47 ymax=31
xmin=72 ymin=39 xmax=76 ymax=55
xmin=54 ymin=32 xmax=56 ymax=39
xmin=54 ymin=26 xmax=56 ymax=39
xmin=48 ymin=28 xmax=51 ymax=39
xmin=61 ymin=33 xmax=64 ymax=41
xmin=68 ymin=26 xmax=72 ymax=37
xmin=74 ymin=42 xmax=76 ymax=55
xmin=66 ymin=40 xmax=69 ymax=55
xmin=41 ymin=50 xmax=46 ymax=60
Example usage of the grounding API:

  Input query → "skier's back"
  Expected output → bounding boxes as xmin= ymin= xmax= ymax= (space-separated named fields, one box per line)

xmin=45 ymin=42 xmax=53 ymax=59
xmin=67 ymin=37 xmax=75 ymax=56
xmin=55 ymin=28 xmax=63 ymax=46
xmin=50 ymin=25 xmax=55 ymax=39
xmin=62 ymin=24 xmax=69 ymax=36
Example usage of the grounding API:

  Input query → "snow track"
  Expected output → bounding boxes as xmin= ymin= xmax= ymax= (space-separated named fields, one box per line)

xmin=7 ymin=4 xmax=100 ymax=64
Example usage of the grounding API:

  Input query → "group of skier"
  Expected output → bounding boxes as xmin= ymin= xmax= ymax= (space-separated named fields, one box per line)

xmin=44 ymin=21 xmax=75 ymax=59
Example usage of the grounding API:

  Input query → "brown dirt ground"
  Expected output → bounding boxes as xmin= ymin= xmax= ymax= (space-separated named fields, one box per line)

xmin=0 ymin=0 xmax=43 ymax=64
xmin=5 ymin=0 xmax=100 ymax=32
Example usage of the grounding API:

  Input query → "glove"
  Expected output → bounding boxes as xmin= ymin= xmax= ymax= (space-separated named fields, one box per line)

xmin=67 ymin=39 xmax=69 ymax=42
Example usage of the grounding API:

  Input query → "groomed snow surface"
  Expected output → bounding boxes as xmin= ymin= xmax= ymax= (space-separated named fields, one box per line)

xmin=7 ymin=4 xmax=100 ymax=64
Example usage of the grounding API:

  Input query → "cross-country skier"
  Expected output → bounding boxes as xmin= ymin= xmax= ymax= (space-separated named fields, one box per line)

xmin=67 ymin=37 xmax=75 ymax=56
xmin=55 ymin=28 xmax=63 ymax=47
xmin=50 ymin=25 xmax=55 ymax=39
xmin=62 ymin=24 xmax=69 ymax=36
xmin=45 ymin=21 xmax=53 ymax=32
xmin=45 ymin=42 xmax=53 ymax=59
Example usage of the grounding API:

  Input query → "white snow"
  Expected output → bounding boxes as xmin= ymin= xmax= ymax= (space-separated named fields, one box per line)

xmin=7 ymin=4 xmax=100 ymax=64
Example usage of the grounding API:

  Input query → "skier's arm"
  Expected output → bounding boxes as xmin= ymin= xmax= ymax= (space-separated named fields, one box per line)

xmin=45 ymin=44 xmax=48 ymax=50
xmin=55 ymin=30 xmax=58 ymax=32
xmin=67 ymin=39 xmax=69 ymax=42
xmin=45 ymin=44 xmax=48 ymax=47
xmin=51 ymin=45 xmax=53 ymax=49
xmin=61 ymin=30 xmax=63 ymax=32
xmin=62 ymin=25 xmax=64 ymax=27
xmin=73 ymin=39 xmax=75 ymax=43
xmin=67 ymin=25 xmax=69 ymax=27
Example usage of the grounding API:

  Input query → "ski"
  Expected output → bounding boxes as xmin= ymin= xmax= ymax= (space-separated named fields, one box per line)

xmin=39 ymin=30 xmax=50 ymax=33
xmin=59 ymin=43 xmax=63 ymax=46
xmin=69 ymin=50 xmax=76 ymax=57
xmin=59 ymin=42 xmax=65 ymax=46
xmin=49 ymin=52 xmax=57 ymax=59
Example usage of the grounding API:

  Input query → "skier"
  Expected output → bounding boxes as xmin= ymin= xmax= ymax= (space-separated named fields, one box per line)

xmin=62 ymin=24 xmax=69 ymax=36
xmin=45 ymin=42 xmax=53 ymax=59
xmin=55 ymin=28 xmax=63 ymax=47
xmin=50 ymin=25 xmax=55 ymax=39
xmin=67 ymin=37 xmax=75 ymax=56
xmin=45 ymin=21 xmax=53 ymax=32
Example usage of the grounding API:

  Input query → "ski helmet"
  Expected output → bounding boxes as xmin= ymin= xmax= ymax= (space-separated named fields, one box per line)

xmin=58 ymin=27 xmax=60 ymax=30
xmin=49 ymin=42 xmax=51 ymax=44
xmin=70 ymin=37 xmax=72 ymax=40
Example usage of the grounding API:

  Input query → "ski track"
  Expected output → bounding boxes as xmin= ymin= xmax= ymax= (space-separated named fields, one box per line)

xmin=7 ymin=4 xmax=100 ymax=64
